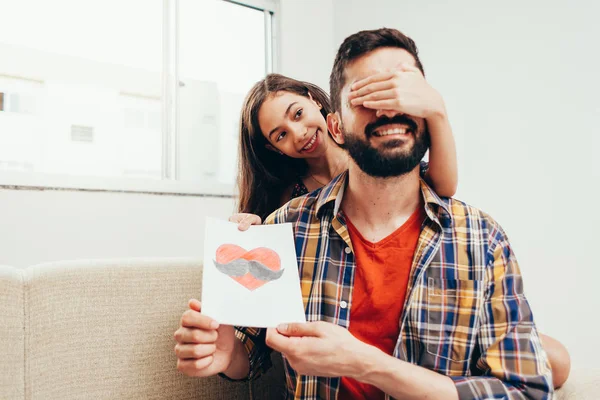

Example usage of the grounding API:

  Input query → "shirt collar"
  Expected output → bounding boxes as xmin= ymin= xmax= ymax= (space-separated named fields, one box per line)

xmin=315 ymin=171 xmax=348 ymax=218
xmin=419 ymin=179 xmax=453 ymax=225
xmin=315 ymin=170 xmax=453 ymax=224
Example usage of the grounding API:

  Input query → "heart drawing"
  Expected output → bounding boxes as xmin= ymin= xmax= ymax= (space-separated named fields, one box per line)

xmin=214 ymin=244 xmax=283 ymax=291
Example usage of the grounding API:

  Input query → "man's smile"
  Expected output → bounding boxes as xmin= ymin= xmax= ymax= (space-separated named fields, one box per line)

xmin=372 ymin=123 xmax=414 ymax=138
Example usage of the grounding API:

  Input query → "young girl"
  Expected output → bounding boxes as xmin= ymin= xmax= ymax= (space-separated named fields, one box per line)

xmin=232 ymin=73 xmax=570 ymax=388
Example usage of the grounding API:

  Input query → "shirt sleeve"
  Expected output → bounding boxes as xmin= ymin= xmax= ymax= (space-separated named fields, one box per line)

xmin=451 ymin=225 xmax=554 ymax=399
xmin=264 ymin=201 xmax=292 ymax=225
xmin=218 ymin=327 xmax=272 ymax=381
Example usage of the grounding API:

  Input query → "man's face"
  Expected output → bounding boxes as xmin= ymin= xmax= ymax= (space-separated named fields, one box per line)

xmin=338 ymin=47 xmax=429 ymax=178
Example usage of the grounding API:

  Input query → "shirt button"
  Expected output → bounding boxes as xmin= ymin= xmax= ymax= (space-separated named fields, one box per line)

xmin=340 ymin=301 xmax=348 ymax=309
xmin=344 ymin=247 xmax=352 ymax=254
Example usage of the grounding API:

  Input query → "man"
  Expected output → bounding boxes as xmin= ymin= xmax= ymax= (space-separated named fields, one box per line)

xmin=174 ymin=28 xmax=553 ymax=399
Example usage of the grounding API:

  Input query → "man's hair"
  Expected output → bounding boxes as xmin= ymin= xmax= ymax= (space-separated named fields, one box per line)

xmin=329 ymin=28 xmax=425 ymax=113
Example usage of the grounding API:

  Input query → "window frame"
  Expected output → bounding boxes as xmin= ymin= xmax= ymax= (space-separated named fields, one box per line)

xmin=0 ymin=0 xmax=279 ymax=197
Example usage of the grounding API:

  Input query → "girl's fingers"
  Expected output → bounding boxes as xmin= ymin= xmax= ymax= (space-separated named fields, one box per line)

xmin=362 ymin=99 xmax=400 ymax=110
xmin=228 ymin=213 xmax=262 ymax=231
xmin=228 ymin=213 xmax=249 ymax=223
xmin=397 ymin=63 xmax=422 ymax=75
xmin=238 ymin=214 xmax=261 ymax=231
xmin=348 ymin=80 xmax=395 ymax=99
xmin=350 ymin=71 xmax=396 ymax=91
xmin=351 ymin=65 xmax=421 ymax=94
xmin=350 ymin=88 xmax=398 ymax=106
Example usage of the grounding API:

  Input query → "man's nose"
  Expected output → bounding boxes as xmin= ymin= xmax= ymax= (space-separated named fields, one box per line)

xmin=376 ymin=109 xmax=403 ymax=119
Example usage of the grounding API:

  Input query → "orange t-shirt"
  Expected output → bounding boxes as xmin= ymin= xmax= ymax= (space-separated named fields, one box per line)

xmin=338 ymin=207 xmax=425 ymax=400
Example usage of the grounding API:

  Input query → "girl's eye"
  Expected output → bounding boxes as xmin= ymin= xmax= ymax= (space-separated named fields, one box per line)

xmin=295 ymin=108 xmax=303 ymax=119
xmin=276 ymin=132 xmax=287 ymax=142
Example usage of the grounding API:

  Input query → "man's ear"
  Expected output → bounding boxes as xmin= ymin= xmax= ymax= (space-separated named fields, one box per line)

xmin=307 ymin=92 xmax=322 ymax=109
xmin=327 ymin=112 xmax=344 ymax=145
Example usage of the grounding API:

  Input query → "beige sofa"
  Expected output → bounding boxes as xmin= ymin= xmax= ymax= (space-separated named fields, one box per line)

xmin=0 ymin=258 xmax=596 ymax=399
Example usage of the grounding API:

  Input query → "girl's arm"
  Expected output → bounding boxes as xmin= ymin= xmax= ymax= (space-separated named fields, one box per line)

xmin=423 ymin=109 xmax=458 ymax=197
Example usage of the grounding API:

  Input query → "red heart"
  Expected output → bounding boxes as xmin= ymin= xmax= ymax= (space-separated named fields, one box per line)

xmin=215 ymin=244 xmax=281 ymax=291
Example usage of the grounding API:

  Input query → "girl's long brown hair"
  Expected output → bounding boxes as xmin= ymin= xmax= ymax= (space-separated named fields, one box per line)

xmin=237 ymin=74 xmax=332 ymax=221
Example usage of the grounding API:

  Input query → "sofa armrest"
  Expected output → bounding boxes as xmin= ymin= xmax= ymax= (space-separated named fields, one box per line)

xmin=555 ymin=368 xmax=600 ymax=400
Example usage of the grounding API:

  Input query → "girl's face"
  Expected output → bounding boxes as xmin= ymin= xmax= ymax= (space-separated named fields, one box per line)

xmin=258 ymin=91 xmax=329 ymax=159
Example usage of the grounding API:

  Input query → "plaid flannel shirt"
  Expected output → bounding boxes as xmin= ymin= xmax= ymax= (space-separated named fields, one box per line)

xmin=235 ymin=171 xmax=553 ymax=400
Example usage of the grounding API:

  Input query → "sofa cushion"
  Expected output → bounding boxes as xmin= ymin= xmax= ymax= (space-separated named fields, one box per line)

xmin=0 ymin=265 xmax=24 ymax=400
xmin=555 ymin=368 xmax=600 ymax=400
xmin=25 ymin=258 xmax=250 ymax=399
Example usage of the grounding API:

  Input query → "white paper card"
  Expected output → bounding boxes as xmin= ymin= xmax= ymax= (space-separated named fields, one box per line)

xmin=201 ymin=217 xmax=306 ymax=327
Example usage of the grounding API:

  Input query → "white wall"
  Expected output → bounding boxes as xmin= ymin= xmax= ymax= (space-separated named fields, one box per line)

xmin=332 ymin=0 xmax=600 ymax=369
xmin=278 ymin=0 xmax=335 ymax=90
xmin=0 ymin=188 xmax=236 ymax=267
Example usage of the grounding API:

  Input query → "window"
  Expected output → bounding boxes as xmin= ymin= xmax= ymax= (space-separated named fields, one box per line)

xmin=178 ymin=0 xmax=271 ymax=184
xmin=0 ymin=0 xmax=276 ymax=194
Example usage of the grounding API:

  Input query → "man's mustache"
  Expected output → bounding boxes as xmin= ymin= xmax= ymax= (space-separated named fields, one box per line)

xmin=365 ymin=115 xmax=418 ymax=138
xmin=213 ymin=258 xmax=284 ymax=281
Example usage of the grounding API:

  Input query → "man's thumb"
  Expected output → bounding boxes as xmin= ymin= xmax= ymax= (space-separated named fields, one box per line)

xmin=188 ymin=299 xmax=201 ymax=312
xmin=277 ymin=322 xmax=321 ymax=337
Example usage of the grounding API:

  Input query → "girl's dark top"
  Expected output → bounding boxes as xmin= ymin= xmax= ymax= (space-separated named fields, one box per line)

xmin=290 ymin=177 xmax=310 ymax=199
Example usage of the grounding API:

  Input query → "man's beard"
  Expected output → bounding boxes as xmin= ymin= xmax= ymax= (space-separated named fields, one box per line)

xmin=341 ymin=115 xmax=430 ymax=178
